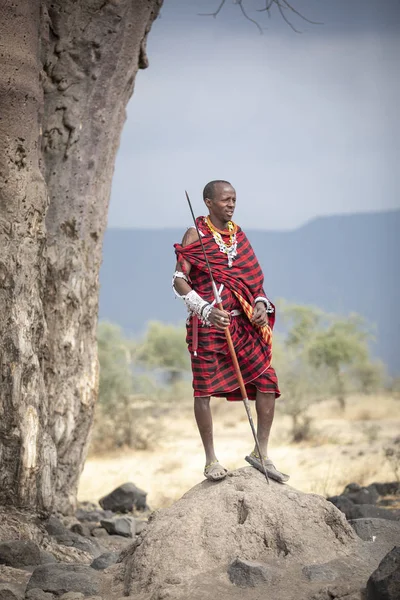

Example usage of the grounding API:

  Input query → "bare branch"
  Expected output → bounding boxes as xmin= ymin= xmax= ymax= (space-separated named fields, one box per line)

xmin=198 ymin=0 xmax=227 ymax=18
xmin=237 ymin=0 xmax=263 ymax=34
xmin=280 ymin=0 xmax=323 ymax=26
xmin=199 ymin=0 xmax=322 ymax=34
xmin=257 ymin=0 xmax=275 ymax=12
xmin=276 ymin=2 xmax=302 ymax=33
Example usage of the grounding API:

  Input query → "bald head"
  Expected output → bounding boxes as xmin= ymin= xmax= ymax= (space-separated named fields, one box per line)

xmin=203 ymin=180 xmax=232 ymax=201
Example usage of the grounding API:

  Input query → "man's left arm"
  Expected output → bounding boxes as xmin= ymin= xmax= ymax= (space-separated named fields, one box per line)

xmin=252 ymin=289 xmax=275 ymax=327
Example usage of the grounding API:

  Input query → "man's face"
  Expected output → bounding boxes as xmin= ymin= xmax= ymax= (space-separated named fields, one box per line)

xmin=205 ymin=183 xmax=236 ymax=223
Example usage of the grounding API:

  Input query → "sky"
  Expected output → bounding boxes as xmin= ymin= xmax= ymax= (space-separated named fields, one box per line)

xmin=107 ymin=0 xmax=400 ymax=231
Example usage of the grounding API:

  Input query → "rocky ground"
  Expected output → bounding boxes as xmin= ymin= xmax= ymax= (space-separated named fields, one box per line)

xmin=78 ymin=394 xmax=400 ymax=509
xmin=0 ymin=475 xmax=399 ymax=600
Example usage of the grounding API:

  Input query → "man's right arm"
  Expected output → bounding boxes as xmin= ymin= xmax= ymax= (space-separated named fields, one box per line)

xmin=172 ymin=228 xmax=230 ymax=330
xmin=173 ymin=227 xmax=199 ymax=296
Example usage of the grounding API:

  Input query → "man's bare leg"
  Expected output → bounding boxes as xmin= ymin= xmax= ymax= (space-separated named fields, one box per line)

xmin=194 ymin=396 xmax=227 ymax=480
xmin=246 ymin=390 xmax=289 ymax=481
xmin=254 ymin=391 xmax=276 ymax=458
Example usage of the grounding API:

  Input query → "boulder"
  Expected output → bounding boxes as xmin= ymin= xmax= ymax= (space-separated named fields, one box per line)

xmin=25 ymin=591 xmax=54 ymax=600
xmin=302 ymin=563 xmax=338 ymax=582
xmin=59 ymin=593 xmax=85 ymax=600
xmin=328 ymin=497 xmax=400 ymax=521
xmin=75 ymin=509 xmax=114 ymax=524
xmin=134 ymin=521 xmax=147 ymax=535
xmin=342 ymin=483 xmax=380 ymax=506
xmin=70 ymin=524 xmax=91 ymax=538
xmin=99 ymin=483 xmax=147 ymax=513
xmin=38 ymin=552 xmax=56 ymax=566
xmin=90 ymin=552 xmax=119 ymax=571
xmin=228 ymin=558 xmax=278 ymax=587
xmin=100 ymin=517 xmax=135 ymax=538
xmin=51 ymin=534 xmax=104 ymax=559
xmin=0 ymin=582 xmax=24 ymax=600
xmin=26 ymin=564 xmax=102 ymax=597
xmin=44 ymin=517 xmax=68 ymax=537
xmin=90 ymin=528 xmax=109 ymax=539
xmin=123 ymin=468 xmax=364 ymax=599
xmin=349 ymin=518 xmax=400 ymax=546
xmin=0 ymin=541 xmax=41 ymax=569
xmin=366 ymin=546 xmax=400 ymax=600
xmin=369 ymin=482 xmax=400 ymax=497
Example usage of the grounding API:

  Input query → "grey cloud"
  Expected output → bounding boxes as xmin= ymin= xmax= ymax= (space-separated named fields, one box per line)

xmin=108 ymin=3 xmax=400 ymax=230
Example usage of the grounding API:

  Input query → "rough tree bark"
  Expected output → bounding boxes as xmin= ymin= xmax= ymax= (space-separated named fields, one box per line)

xmin=0 ymin=0 xmax=162 ymax=515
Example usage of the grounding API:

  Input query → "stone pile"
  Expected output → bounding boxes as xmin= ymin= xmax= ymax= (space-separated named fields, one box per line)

xmin=0 ymin=482 xmax=148 ymax=600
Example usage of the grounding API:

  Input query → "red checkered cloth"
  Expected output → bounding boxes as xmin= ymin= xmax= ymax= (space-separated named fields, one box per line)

xmin=174 ymin=217 xmax=280 ymax=401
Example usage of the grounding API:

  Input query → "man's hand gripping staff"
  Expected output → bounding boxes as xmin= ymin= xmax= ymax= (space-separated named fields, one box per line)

xmin=185 ymin=190 xmax=270 ymax=484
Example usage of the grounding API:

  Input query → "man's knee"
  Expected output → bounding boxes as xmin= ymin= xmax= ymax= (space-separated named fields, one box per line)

xmin=256 ymin=392 xmax=275 ymax=410
xmin=194 ymin=396 xmax=211 ymax=409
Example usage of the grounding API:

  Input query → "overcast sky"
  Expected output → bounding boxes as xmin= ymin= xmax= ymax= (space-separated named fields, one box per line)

xmin=108 ymin=0 xmax=400 ymax=231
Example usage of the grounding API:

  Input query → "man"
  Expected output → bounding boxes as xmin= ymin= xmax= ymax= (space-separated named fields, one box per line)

xmin=173 ymin=180 xmax=289 ymax=483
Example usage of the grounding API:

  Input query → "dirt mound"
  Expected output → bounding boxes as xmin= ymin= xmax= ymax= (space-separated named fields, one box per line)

xmin=121 ymin=468 xmax=389 ymax=600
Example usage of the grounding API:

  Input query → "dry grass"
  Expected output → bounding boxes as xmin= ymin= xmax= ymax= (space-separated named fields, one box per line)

xmin=78 ymin=393 xmax=400 ymax=509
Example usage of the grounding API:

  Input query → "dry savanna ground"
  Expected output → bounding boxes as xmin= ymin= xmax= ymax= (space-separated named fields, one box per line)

xmin=79 ymin=393 xmax=400 ymax=510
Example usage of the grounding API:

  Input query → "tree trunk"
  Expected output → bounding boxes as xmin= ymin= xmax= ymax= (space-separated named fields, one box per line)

xmin=0 ymin=0 xmax=56 ymax=513
xmin=0 ymin=0 xmax=162 ymax=515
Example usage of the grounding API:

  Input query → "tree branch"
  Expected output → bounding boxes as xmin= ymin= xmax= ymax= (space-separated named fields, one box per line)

xmin=237 ymin=0 xmax=263 ymax=34
xmin=200 ymin=0 xmax=322 ymax=34
xmin=198 ymin=0 xmax=227 ymax=19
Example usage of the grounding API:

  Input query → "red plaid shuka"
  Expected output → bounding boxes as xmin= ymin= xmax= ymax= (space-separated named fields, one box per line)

xmin=174 ymin=217 xmax=280 ymax=401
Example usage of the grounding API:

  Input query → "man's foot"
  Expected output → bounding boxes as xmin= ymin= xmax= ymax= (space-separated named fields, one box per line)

xmin=204 ymin=461 xmax=228 ymax=481
xmin=245 ymin=451 xmax=290 ymax=483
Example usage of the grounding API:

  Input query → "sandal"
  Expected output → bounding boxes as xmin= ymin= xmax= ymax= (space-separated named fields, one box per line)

xmin=245 ymin=451 xmax=290 ymax=483
xmin=204 ymin=460 xmax=228 ymax=481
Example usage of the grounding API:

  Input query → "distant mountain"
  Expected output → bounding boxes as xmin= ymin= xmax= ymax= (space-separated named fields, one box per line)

xmin=99 ymin=210 xmax=400 ymax=374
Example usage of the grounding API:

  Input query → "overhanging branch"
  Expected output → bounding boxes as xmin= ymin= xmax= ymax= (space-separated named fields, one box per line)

xmin=200 ymin=0 xmax=322 ymax=34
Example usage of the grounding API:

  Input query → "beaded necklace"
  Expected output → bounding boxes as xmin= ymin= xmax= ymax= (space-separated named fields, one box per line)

xmin=205 ymin=216 xmax=238 ymax=268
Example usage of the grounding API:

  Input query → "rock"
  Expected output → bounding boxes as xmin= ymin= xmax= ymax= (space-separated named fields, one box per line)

xmin=328 ymin=496 xmax=400 ymax=521
xmin=123 ymin=468 xmax=360 ymax=599
xmin=366 ymin=546 xmax=400 ymax=600
xmin=342 ymin=483 xmax=380 ymax=506
xmin=370 ymin=482 xmax=400 ymax=497
xmin=93 ymin=535 xmax=130 ymax=554
xmin=44 ymin=517 xmax=68 ymax=537
xmin=0 ymin=582 xmax=24 ymax=600
xmin=75 ymin=509 xmax=114 ymax=523
xmin=99 ymin=483 xmax=147 ymax=513
xmin=100 ymin=517 xmax=135 ymax=538
xmin=228 ymin=558 xmax=278 ymax=587
xmin=50 ymin=532 xmax=104 ymax=559
xmin=90 ymin=552 xmax=118 ymax=571
xmin=90 ymin=528 xmax=109 ymax=539
xmin=26 ymin=564 xmax=102 ymax=597
xmin=70 ymin=524 xmax=91 ymax=538
xmin=43 ymin=517 xmax=105 ymax=558
xmin=134 ymin=521 xmax=147 ymax=535
xmin=0 ymin=566 xmax=31 ymax=592
xmin=25 ymin=590 xmax=54 ymax=600
xmin=0 ymin=541 xmax=41 ymax=568
xmin=38 ymin=552 xmax=56 ymax=566
xmin=349 ymin=518 xmax=400 ymax=545
xmin=59 ymin=593 xmax=85 ymax=600
xmin=53 ymin=534 xmax=104 ymax=558
xmin=302 ymin=563 xmax=338 ymax=582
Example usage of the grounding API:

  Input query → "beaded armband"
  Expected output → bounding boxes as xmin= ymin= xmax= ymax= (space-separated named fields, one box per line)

xmin=254 ymin=296 xmax=274 ymax=313
xmin=183 ymin=290 xmax=212 ymax=326
xmin=172 ymin=271 xmax=188 ymax=298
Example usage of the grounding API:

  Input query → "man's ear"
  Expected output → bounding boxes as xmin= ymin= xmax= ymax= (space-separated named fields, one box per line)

xmin=204 ymin=197 xmax=212 ymax=210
